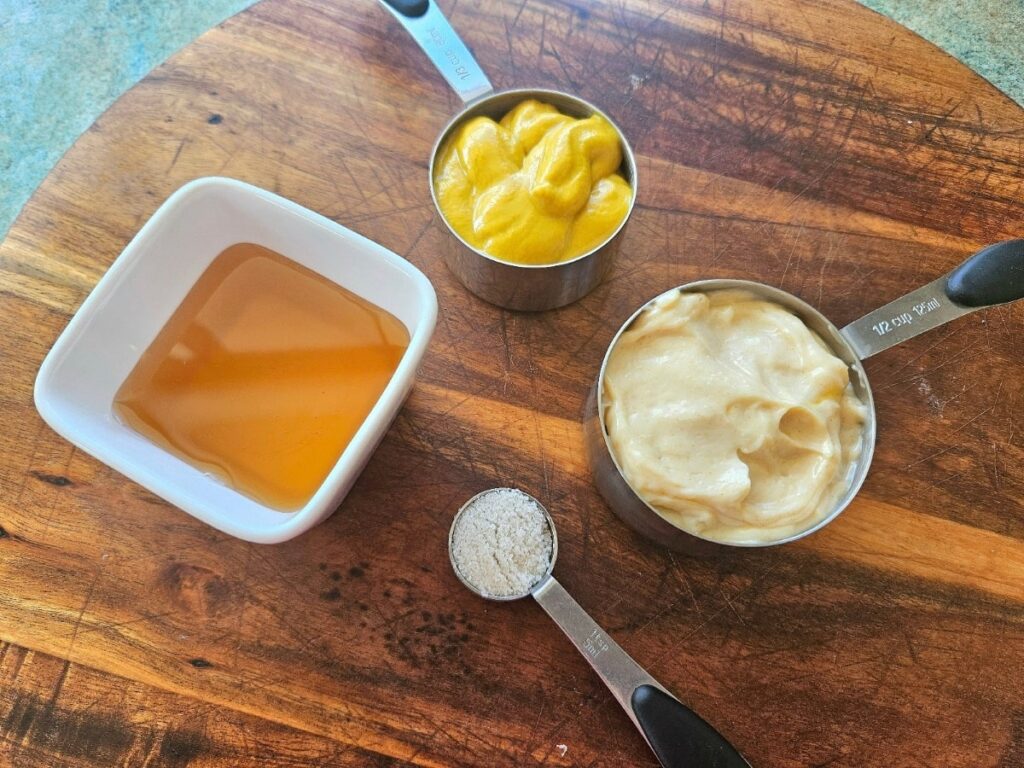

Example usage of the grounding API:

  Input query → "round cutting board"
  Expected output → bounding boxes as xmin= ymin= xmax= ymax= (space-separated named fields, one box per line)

xmin=1 ymin=0 xmax=1022 ymax=765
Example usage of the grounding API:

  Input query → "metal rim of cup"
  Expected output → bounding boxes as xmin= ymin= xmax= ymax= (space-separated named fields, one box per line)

xmin=427 ymin=87 xmax=639 ymax=273
xmin=448 ymin=487 xmax=560 ymax=600
xmin=591 ymin=279 xmax=878 ymax=550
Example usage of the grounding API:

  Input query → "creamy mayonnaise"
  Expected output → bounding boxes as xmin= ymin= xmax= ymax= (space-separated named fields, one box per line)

xmin=602 ymin=289 xmax=866 ymax=544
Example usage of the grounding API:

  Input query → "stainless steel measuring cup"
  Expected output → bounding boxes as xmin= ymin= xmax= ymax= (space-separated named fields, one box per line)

xmin=378 ymin=0 xmax=638 ymax=311
xmin=585 ymin=239 xmax=1024 ymax=553
xmin=449 ymin=488 xmax=751 ymax=766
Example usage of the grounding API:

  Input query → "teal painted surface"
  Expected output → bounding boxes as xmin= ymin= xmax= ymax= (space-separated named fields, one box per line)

xmin=0 ymin=0 xmax=253 ymax=239
xmin=1 ymin=1 xmax=1022 ymax=241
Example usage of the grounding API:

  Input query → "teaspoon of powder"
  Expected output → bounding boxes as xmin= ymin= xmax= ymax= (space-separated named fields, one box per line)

xmin=449 ymin=488 xmax=554 ymax=599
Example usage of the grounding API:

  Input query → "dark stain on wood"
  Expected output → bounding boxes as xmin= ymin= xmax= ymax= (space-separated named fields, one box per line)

xmin=158 ymin=729 xmax=206 ymax=768
xmin=998 ymin=712 xmax=1024 ymax=768
xmin=572 ymin=3 xmax=591 ymax=20
xmin=3 ymin=694 xmax=133 ymax=763
xmin=206 ymin=113 xmax=223 ymax=125
xmin=188 ymin=658 xmax=213 ymax=669
xmin=160 ymin=562 xmax=233 ymax=616
xmin=320 ymin=587 xmax=342 ymax=601
xmin=385 ymin=608 xmax=474 ymax=672
xmin=29 ymin=471 xmax=73 ymax=487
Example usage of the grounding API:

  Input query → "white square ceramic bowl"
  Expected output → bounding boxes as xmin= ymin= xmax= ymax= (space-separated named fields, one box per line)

xmin=35 ymin=177 xmax=437 ymax=543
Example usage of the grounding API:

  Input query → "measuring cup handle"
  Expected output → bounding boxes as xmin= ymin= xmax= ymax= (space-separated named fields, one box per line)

xmin=840 ymin=238 xmax=1024 ymax=359
xmin=632 ymin=684 xmax=752 ymax=768
xmin=377 ymin=0 xmax=494 ymax=104
xmin=382 ymin=0 xmax=428 ymax=14
xmin=946 ymin=239 xmax=1024 ymax=307
xmin=532 ymin=577 xmax=750 ymax=767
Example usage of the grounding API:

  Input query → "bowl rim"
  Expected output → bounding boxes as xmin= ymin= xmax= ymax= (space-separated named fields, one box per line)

xmin=33 ymin=176 xmax=438 ymax=543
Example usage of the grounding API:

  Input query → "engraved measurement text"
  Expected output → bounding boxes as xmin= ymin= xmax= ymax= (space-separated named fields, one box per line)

xmin=583 ymin=628 xmax=610 ymax=660
xmin=871 ymin=297 xmax=941 ymax=336
xmin=428 ymin=27 xmax=472 ymax=80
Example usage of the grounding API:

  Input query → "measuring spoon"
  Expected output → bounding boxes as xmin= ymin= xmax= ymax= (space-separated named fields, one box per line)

xmin=449 ymin=488 xmax=751 ymax=767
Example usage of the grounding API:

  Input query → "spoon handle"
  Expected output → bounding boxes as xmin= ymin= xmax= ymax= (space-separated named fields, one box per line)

xmin=532 ymin=576 xmax=750 ymax=767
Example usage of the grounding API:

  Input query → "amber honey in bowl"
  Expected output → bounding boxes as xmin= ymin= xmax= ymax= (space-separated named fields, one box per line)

xmin=114 ymin=242 xmax=409 ymax=512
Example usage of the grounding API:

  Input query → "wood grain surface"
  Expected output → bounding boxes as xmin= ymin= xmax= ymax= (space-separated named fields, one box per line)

xmin=0 ymin=642 xmax=398 ymax=766
xmin=1 ymin=0 xmax=1022 ymax=765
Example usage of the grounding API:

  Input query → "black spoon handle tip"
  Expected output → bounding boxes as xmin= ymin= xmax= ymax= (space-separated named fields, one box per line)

xmin=380 ymin=0 xmax=429 ymax=18
xmin=946 ymin=238 xmax=1024 ymax=308
xmin=632 ymin=684 xmax=751 ymax=768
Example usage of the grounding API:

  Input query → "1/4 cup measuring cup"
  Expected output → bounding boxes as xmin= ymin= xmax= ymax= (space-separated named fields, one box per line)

xmin=586 ymin=239 xmax=1024 ymax=552
xmin=378 ymin=0 xmax=638 ymax=311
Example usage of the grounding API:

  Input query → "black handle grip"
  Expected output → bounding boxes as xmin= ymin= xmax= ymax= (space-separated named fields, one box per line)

xmin=381 ymin=0 xmax=429 ymax=17
xmin=632 ymin=685 xmax=751 ymax=768
xmin=945 ymin=238 xmax=1024 ymax=308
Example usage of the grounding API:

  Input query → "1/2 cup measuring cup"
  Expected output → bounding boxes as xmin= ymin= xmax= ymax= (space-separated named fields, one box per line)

xmin=586 ymin=239 xmax=1024 ymax=552
xmin=378 ymin=0 xmax=638 ymax=311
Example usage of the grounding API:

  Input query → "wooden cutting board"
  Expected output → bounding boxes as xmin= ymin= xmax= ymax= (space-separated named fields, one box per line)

xmin=1 ymin=0 xmax=1022 ymax=765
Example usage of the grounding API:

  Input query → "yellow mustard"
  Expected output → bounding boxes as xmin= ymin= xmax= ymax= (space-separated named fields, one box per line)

xmin=433 ymin=99 xmax=632 ymax=265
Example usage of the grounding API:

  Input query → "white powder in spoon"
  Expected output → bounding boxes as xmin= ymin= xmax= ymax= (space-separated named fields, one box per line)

xmin=450 ymin=488 xmax=553 ymax=598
